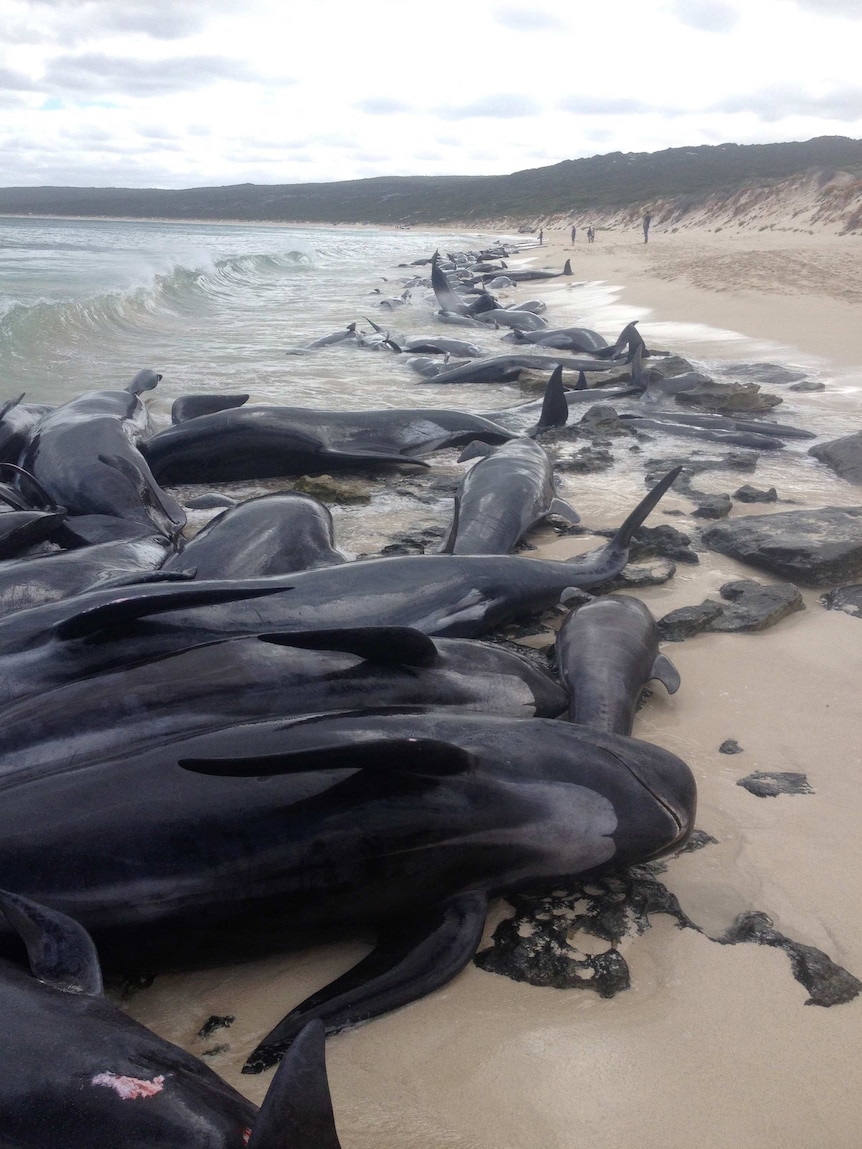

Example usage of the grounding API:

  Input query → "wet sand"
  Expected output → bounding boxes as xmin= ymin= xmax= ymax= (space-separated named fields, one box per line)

xmin=125 ymin=224 xmax=862 ymax=1147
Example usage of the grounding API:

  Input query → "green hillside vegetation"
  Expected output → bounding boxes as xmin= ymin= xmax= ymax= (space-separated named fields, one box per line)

xmin=1 ymin=136 xmax=861 ymax=226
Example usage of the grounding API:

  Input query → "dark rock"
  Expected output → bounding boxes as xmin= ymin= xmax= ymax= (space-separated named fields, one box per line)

xmin=808 ymin=431 xmax=862 ymax=485
xmin=716 ymin=363 xmax=808 ymax=386
xmin=789 ymin=380 xmax=826 ymax=393
xmin=821 ymin=584 xmax=862 ymax=618
xmin=658 ymin=601 xmax=726 ymax=641
xmin=292 ymin=474 xmax=372 ymax=504
xmin=474 ymin=863 xmax=700 ymax=996
xmin=720 ymin=911 xmax=861 ymax=1007
xmin=733 ymin=484 xmax=778 ymax=503
xmin=578 ymin=403 xmax=622 ymax=435
xmin=198 ymin=1015 xmax=235 ymax=1039
xmin=555 ymin=445 xmax=615 ymax=473
xmin=737 ymin=771 xmax=814 ymax=797
xmin=600 ymin=522 xmax=699 ymax=564
xmin=658 ymin=579 xmax=804 ymax=640
xmin=677 ymin=380 xmax=782 ymax=414
xmin=692 ymin=493 xmax=733 ymax=519
xmin=719 ymin=739 xmax=743 ymax=755
xmin=679 ymin=829 xmax=719 ymax=851
xmin=710 ymin=579 xmax=804 ymax=631
xmin=702 ymin=506 xmax=862 ymax=586
xmin=647 ymin=354 xmax=699 ymax=377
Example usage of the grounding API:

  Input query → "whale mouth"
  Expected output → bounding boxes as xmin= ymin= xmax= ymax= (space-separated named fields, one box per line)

xmin=604 ymin=741 xmax=697 ymax=856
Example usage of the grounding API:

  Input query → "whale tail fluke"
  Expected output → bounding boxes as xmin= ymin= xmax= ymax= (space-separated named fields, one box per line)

xmin=610 ymin=467 xmax=682 ymax=553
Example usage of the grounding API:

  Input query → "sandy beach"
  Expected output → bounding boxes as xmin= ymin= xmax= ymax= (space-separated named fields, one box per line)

xmin=122 ymin=221 xmax=862 ymax=1148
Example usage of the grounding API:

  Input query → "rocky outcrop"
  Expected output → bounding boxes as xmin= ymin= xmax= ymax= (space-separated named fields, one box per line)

xmin=658 ymin=579 xmax=804 ymax=641
xmin=808 ymin=430 xmax=862 ymax=484
xmin=702 ymin=506 xmax=862 ymax=586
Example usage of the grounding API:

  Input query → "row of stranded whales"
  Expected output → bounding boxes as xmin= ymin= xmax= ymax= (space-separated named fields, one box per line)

xmin=0 ymin=467 xmax=682 ymax=705
xmin=0 ymin=890 xmax=341 ymax=1148
xmin=0 ymin=628 xmax=568 ymax=770
xmin=0 ymin=236 xmax=820 ymax=1137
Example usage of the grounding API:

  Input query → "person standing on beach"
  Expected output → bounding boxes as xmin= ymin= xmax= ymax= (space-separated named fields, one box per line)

xmin=643 ymin=211 xmax=652 ymax=244
xmin=571 ymin=225 xmax=576 ymax=243
xmin=538 ymin=229 xmax=544 ymax=246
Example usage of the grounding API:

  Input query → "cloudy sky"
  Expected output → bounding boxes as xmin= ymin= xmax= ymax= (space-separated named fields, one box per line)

xmin=2 ymin=0 xmax=861 ymax=189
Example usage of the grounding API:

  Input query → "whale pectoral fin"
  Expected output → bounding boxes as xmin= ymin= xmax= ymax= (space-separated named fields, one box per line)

xmin=242 ymin=891 xmax=489 ymax=1074
xmin=257 ymin=626 xmax=439 ymax=668
xmin=247 ymin=1021 xmax=342 ymax=1149
xmin=651 ymin=652 xmax=681 ymax=695
xmin=547 ymin=497 xmax=581 ymax=526
xmin=180 ymin=739 xmax=478 ymax=779
xmin=0 ymin=889 xmax=103 ymax=996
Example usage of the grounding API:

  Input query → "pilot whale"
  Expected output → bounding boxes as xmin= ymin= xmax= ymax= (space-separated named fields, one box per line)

xmin=0 ymin=889 xmax=342 ymax=1147
xmin=440 ymin=437 xmax=580 ymax=554
xmin=0 ymin=712 xmax=695 ymax=1074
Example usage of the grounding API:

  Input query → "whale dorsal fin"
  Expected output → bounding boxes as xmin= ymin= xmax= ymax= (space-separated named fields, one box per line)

xmin=530 ymin=365 xmax=568 ymax=436
xmin=0 ymin=889 xmax=103 ymax=996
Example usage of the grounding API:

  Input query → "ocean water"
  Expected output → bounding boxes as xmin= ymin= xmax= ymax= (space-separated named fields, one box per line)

xmin=0 ymin=214 xmax=858 ymax=554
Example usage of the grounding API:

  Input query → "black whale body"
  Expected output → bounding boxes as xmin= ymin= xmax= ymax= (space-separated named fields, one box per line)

xmin=142 ymin=403 xmax=518 ymax=484
xmin=0 ymin=711 xmax=696 ymax=1072
xmin=0 ymin=890 xmax=341 ymax=1148
xmin=17 ymin=389 xmax=186 ymax=540
xmin=0 ymin=628 xmax=568 ymax=770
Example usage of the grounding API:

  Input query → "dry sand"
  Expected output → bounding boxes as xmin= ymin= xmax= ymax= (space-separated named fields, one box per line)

xmin=125 ymin=222 xmax=862 ymax=1148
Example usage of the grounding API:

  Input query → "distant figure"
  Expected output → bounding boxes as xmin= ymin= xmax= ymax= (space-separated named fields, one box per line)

xmin=538 ymin=229 xmax=544 ymax=246
xmin=570 ymin=225 xmax=576 ymax=243
xmin=587 ymin=226 xmax=595 ymax=244
xmin=643 ymin=212 xmax=652 ymax=244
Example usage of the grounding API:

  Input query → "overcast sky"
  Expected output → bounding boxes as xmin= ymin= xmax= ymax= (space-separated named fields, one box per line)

xmin=2 ymin=0 xmax=861 ymax=189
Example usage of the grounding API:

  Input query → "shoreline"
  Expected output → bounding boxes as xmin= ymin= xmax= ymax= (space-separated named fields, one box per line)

xmin=4 ymin=212 xmax=860 ymax=1147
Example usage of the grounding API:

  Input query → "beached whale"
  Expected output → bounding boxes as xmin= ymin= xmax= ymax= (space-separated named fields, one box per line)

xmin=555 ymin=594 xmax=681 ymax=734
xmin=0 ymin=889 xmax=340 ymax=1147
xmin=0 ymin=712 xmax=694 ymax=1074
xmin=439 ymin=437 xmax=580 ymax=554
xmin=17 ymin=388 xmax=186 ymax=540
xmin=163 ymin=493 xmax=347 ymax=579
xmin=0 ymin=533 xmax=172 ymax=617
xmin=142 ymin=403 xmax=519 ymax=484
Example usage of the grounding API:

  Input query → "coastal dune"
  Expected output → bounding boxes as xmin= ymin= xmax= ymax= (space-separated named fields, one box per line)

xmin=122 ymin=219 xmax=862 ymax=1148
